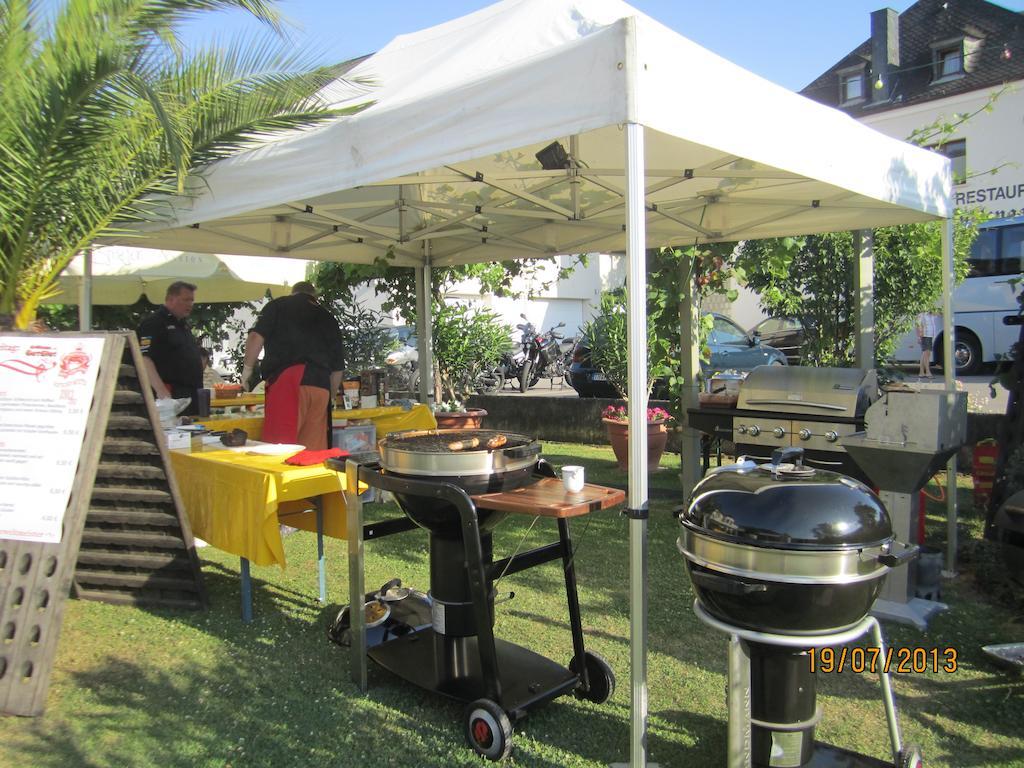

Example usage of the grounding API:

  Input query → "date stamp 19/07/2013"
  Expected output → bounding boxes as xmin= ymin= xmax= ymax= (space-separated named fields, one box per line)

xmin=808 ymin=646 xmax=958 ymax=674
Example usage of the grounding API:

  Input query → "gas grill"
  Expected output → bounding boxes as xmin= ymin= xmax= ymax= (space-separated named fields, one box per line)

xmin=687 ymin=366 xmax=880 ymax=481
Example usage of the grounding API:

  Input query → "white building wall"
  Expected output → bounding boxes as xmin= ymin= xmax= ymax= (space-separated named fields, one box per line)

xmin=858 ymin=82 xmax=1024 ymax=218
xmin=446 ymin=252 xmax=617 ymax=338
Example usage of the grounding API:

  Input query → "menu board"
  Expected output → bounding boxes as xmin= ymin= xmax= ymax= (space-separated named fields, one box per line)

xmin=0 ymin=335 xmax=105 ymax=543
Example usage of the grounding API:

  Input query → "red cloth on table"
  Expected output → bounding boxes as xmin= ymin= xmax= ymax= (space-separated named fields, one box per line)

xmin=284 ymin=448 xmax=349 ymax=466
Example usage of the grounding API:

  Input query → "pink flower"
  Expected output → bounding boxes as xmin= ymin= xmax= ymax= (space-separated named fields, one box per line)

xmin=602 ymin=405 xmax=673 ymax=423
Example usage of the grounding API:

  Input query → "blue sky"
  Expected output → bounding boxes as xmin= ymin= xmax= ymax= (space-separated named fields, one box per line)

xmin=180 ymin=0 xmax=1024 ymax=91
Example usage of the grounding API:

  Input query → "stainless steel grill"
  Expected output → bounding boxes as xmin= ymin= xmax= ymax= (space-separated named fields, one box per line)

xmin=687 ymin=366 xmax=880 ymax=480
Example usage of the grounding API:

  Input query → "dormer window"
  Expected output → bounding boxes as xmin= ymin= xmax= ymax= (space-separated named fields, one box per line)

xmin=838 ymin=65 xmax=866 ymax=105
xmin=931 ymin=37 xmax=979 ymax=82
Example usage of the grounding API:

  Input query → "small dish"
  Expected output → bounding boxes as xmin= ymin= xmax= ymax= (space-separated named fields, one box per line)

xmin=364 ymin=600 xmax=391 ymax=628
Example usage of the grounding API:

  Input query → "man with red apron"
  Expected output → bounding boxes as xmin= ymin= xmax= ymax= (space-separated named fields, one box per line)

xmin=241 ymin=282 xmax=345 ymax=450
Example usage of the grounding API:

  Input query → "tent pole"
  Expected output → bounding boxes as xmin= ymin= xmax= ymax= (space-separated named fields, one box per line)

xmin=625 ymin=121 xmax=650 ymax=768
xmin=79 ymin=247 xmax=93 ymax=331
xmin=940 ymin=219 xmax=958 ymax=575
xmin=853 ymin=230 xmax=875 ymax=369
xmin=415 ymin=242 xmax=434 ymax=407
xmin=679 ymin=256 xmax=702 ymax=499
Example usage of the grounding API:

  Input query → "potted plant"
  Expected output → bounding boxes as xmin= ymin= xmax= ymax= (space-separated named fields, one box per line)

xmin=601 ymin=404 xmax=673 ymax=471
xmin=584 ymin=289 xmax=675 ymax=470
xmin=434 ymin=400 xmax=488 ymax=429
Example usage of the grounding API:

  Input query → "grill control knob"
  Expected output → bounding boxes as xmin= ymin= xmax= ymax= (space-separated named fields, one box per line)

xmin=747 ymin=425 xmax=761 ymax=437
xmin=798 ymin=429 xmax=812 ymax=441
xmin=772 ymin=427 xmax=785 ymax=439
xmin=825 ymin=430 xmax=838 ymax=443
xmin=737 ymin=425 xmax=748 ymax=435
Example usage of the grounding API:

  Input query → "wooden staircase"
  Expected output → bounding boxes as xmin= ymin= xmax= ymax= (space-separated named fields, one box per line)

xmin=72 ymin=344 xmax=206 ymax=609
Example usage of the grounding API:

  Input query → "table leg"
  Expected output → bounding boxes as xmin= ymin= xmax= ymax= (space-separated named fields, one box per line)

xmin=316 ymin=498 xmax=326 ymax=603
xmin=344 ymin=460 xmax=367 ymax=692
xmin=240 ymin=557 xmax=253 ymax=623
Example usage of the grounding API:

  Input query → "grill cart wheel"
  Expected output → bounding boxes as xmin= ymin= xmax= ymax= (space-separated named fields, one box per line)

xmin=899 ymin=746 xmax=924 ymax=768
xmin=464 ymin=698 xmax=513 ymax=761
xmin=569 ymin=651 xmax=616 ymax=703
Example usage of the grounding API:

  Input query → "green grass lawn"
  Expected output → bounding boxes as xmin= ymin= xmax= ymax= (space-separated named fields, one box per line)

xmin=2 ymin=443 xmax=1022 ymax=767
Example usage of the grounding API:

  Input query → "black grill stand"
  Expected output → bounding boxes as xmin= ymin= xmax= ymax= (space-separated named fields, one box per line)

xmin=694 ymin=601 xmax=922 ymax=768
xmin=332 ymin=456 xmax=612 ymax=761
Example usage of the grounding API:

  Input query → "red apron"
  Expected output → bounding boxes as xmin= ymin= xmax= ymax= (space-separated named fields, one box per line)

xmin=262 ymin=364 xmax=305 ymax=445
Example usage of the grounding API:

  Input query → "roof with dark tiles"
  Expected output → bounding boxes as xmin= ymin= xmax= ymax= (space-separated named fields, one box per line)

xmin=800 ymin=0 xmax=1024 ymax=115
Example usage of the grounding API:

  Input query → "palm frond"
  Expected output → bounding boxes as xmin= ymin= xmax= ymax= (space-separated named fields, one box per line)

xmin=0 ymin=0 xmax=368 ymax=318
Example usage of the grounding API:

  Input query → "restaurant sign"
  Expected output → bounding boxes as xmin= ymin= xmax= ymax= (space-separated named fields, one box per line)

xmin=0 ymin=335 xmax=104 ymax=543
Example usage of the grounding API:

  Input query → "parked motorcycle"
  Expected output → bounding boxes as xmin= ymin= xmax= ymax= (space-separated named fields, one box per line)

xmin=384 ymin=342 xmax=419 ymax=395
xmin=517 ymin=314 xmax=567 ymax=392
xmin=472 ymin=362 xmax=505 ymax=394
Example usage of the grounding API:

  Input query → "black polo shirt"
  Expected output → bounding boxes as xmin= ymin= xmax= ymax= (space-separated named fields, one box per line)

xmin=252 ymin=293 xmax=345 ymax=390
xmin=137 ymin=307 xmax=203 ymax=396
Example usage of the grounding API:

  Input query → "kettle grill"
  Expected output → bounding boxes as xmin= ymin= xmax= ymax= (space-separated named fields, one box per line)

xmin=678 ymin=448 xmax=923 ymax=768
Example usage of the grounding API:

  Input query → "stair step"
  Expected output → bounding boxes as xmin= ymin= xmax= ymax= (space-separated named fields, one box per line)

xmin=105 ymin=415 xmax=152 ymax=431
xmin=112 ymin=391 xmax=145 ymax=406
xmin=79 ymin=530 xmax=185 ymax=549
xmin=75 ymin=549 xmax=186 ymax=569
xmin=74 ymin=568 xmax=199 ymax=591
xmin=86 ymin=507 xmax=178 ymax=526
xmin=74 ymin=587 xmax=203 ymax=610
xmin=90 ymin=487 xmax=172 ymax=505
xmin=102 ymin=437 xmax=158 ymax=455
xmin=95 ymin=463 xmax=166 ymax=481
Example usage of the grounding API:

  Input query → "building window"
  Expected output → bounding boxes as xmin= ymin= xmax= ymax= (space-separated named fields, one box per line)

xmin=840 ymin=72 xmax=865 ymax=104
xmin=928 ymin=139 xmax=967 ymax=184
xmin=931 ymin=37 xmax=978 ymax=82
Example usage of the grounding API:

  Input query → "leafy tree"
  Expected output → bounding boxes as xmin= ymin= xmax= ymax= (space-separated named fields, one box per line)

xmin=312 ymin=256 xmax=584 ymax=322
xmin=431 ymin=302 xmax=512 ymax=403
xmin=39 ymin=298 xmax=256 ymax=376
xmin=0 ymin=0 xmax=360 ymax=329
xmin=583 ymin=244 xmax=735 ymax=417
xmin=324 ymin=297 xmax=399 ymax=374
xmin=734 ymin=210 xmax=984 ymax=366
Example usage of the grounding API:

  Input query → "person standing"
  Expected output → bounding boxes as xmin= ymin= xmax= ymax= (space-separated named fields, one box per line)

xmin=137 ymin=281 xmax=204 ymax=414
xmin=916 ymin=309 xmax=938 ymax=379
xmin=241 ymin=281 xmax=345 ymax=450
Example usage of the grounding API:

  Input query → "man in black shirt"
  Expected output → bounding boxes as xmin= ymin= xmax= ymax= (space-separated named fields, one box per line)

xmin=137 ymin=281 xmax=204 ymax=415
xmin=241 ymin=281 xmax=345 ymax=449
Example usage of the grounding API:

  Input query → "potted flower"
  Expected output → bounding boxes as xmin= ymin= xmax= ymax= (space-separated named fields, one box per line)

xmin=601 ymin=404 xmax=673 ymax=470
xmin=434 ymin=400 xmax=488 ymax=430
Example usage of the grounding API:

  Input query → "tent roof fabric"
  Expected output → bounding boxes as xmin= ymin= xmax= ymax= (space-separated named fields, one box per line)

xmin=49 ymin=247 xmax=310 ymax=305
xmin=115 ymin=0 xmax=951 ymax=265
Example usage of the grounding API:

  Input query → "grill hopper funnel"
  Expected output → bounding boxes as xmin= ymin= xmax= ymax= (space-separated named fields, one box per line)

xmin=842 ymin=434 xmax=959 ymax=494
xmin=841 ymin=388 xmax=967 ymax=494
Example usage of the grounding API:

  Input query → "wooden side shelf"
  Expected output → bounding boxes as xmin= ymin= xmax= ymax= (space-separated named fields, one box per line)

xmin=472 ymin=478 xmax=625 ymax=518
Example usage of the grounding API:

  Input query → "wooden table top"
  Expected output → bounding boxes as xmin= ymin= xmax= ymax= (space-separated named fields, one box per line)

xmin=472 ymin=478 xmax=625 ymax=518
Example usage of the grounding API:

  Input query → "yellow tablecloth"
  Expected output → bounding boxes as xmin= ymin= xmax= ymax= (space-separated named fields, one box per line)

xmin=195 ymin=403 xmax=436 ymax=443
xmin=169 ymin=446 xmax=348 ymax=568
xmin=210 ymin=392 xmax=264 ymax=408
xmin=173 ymin=405 xmax=434 ymax=568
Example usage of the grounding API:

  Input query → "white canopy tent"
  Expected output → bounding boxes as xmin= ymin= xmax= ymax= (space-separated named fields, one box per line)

xmin=109 ymin=1 xmax=955 ymax=764
xmin=48 ymin=246 xmax=310 ymax=306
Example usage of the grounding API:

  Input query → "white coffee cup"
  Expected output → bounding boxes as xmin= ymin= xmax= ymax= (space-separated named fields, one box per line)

xmin=562 ymin=465 xmax=584 ymax=493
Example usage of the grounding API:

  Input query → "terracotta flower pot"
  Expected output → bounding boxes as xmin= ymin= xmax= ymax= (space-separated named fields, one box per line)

xmin=602 ymin=418 xmax=669 ymax=471
xmin=435 ymin=407 xmax=488 ymax=430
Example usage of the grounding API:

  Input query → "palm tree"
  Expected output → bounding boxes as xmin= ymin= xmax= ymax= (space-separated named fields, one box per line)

xmin=0 ymin=0 xmax=362 ymax=328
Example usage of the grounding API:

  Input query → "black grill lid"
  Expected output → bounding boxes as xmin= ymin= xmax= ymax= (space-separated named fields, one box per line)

xmin=681 ymin=460 xmax=892 ymax=551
